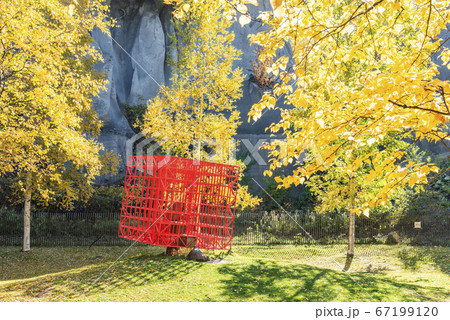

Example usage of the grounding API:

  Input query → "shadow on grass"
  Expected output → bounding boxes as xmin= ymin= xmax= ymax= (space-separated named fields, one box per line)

xmin=217 ymin=259 xmax=448 ymax=301
xmin=397 ymin=246 xmax=449 ymax=275
xmin=2 ymin=246 xmax=449 ymax=301
xmin=0 ymin=246 xmax=164 ymax=281
xmin=0 ymin=253 xmax=204 ymax=300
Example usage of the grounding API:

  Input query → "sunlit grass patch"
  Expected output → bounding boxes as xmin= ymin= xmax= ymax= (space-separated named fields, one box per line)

xmin=0 ymin=245 xmax=448 ymax=302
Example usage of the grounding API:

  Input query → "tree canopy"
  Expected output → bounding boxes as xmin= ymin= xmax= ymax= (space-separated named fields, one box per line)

xmin=0 ymin=0 xmax=117 ymax=209
xmin=245 ymin=0 xmax=450 ymax=214
xmin=143 ymin=0 xmax=260 ymax=208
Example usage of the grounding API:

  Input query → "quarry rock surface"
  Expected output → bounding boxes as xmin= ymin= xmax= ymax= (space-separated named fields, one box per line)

xmin=91 ymin=0 xmax=450 ymax=181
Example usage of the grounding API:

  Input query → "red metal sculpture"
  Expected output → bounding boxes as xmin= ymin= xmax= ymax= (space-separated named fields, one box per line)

xmin=118 ymin=155 xmax=240 ymax=250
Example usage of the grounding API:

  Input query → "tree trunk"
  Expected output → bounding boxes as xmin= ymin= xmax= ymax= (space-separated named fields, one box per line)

xmin=343 ymin=210 xmax=356 ymax=271
xmin=347 ymin=210 xmax=355 ymax=256
xmin=23 ymin=172 xmax=32 ymax=252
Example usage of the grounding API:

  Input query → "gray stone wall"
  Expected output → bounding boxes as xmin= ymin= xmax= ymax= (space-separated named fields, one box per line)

xmin=91 ymin=1 xmax=450 ymax=183
xmin=91 ymin=0 xmax=286 ymax=178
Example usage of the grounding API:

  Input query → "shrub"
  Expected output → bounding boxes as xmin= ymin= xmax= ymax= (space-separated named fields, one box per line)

xmin=82 ymin=185 xmax=123 ymax=213
xmin=250 ymin=47 xmax=275 ymax=90
xmin=120 ymin=103 xmax=147 ymax=131
xmin=385 ymin=232 xmax=400 ymax=245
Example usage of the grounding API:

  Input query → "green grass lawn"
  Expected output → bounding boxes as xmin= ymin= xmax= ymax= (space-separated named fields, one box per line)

xmin=0 ymin=245 xmax=448 ymax=301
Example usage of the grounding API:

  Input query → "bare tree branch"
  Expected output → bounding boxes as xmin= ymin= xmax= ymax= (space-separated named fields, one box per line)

xmin=426 ymin=166 xmax=450 ymax=189
xmin=411 ymin=0 xmax=432 ymax=65
xmin=389 ymin=99 xmax=450 ymax=116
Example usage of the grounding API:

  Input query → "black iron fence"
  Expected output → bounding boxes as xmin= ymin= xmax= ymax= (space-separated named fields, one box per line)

xmin=1 ymin=209 xmax=448 ymax=248
xmin=0 ymin=211 xmax=127 ymax=246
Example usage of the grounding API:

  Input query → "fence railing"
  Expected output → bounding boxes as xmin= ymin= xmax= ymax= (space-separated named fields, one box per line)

xmin=0 ymin=211 xmax=128 ymax=246
xmin=233 ymin=211 xmax=376 ymax=245
xmin=0 ymin=209 xmax=448 ymax=247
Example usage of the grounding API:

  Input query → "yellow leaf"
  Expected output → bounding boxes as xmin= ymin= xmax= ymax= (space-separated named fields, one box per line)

xmin=244 ymin=0 xmax=259 ymax=6
xmin=239 ymin=15 xmax=251 ymax=27
xmin=236 ymin=4 xmax=248 ymax=14
xmin=362 ymin=208 xmax=370 ymax=217
xmin=182 ymin=3 xmax=190 ymax=12
xmin=270 ymin=0 xmax=282 ymax=10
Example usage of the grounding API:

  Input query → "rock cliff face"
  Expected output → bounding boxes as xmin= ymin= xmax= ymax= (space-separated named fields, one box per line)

xmin=92 ymin=0 xmax=289 ymax=179
xmin=91 ymin=0 xmax=450 ymax=181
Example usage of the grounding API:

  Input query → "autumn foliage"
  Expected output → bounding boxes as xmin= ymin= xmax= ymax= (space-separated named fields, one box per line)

xmin=144 ymin=0 xmax=260 ymax=208
xmin=246 ymin=0 xmax=450 ymax=215
xmin=0 ymin=0 xmax=118 ymax=250
xmin=0 ymin=0 xmax=119 ymax=204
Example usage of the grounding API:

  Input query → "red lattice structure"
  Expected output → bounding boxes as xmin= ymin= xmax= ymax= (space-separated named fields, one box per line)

xmin=118 ymin=155 xmax=240 ymax=250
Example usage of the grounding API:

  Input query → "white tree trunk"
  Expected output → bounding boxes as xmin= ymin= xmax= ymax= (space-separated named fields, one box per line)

xmin=347 ymin=174 xmax=356 ymax=257
xmin=23 ymin=172 xmax=32 ymax=252
xmin=347 ymin=211 xmax=355 ymax=256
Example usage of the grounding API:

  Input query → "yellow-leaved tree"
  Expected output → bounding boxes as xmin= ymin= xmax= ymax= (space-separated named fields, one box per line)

xmin=246 ymin=0 xmax=450 ymax=217
xmin=0 ymin=0 xmax=118 ymax=251
xmin=142 ymin=0 xmax=260 ymax=208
